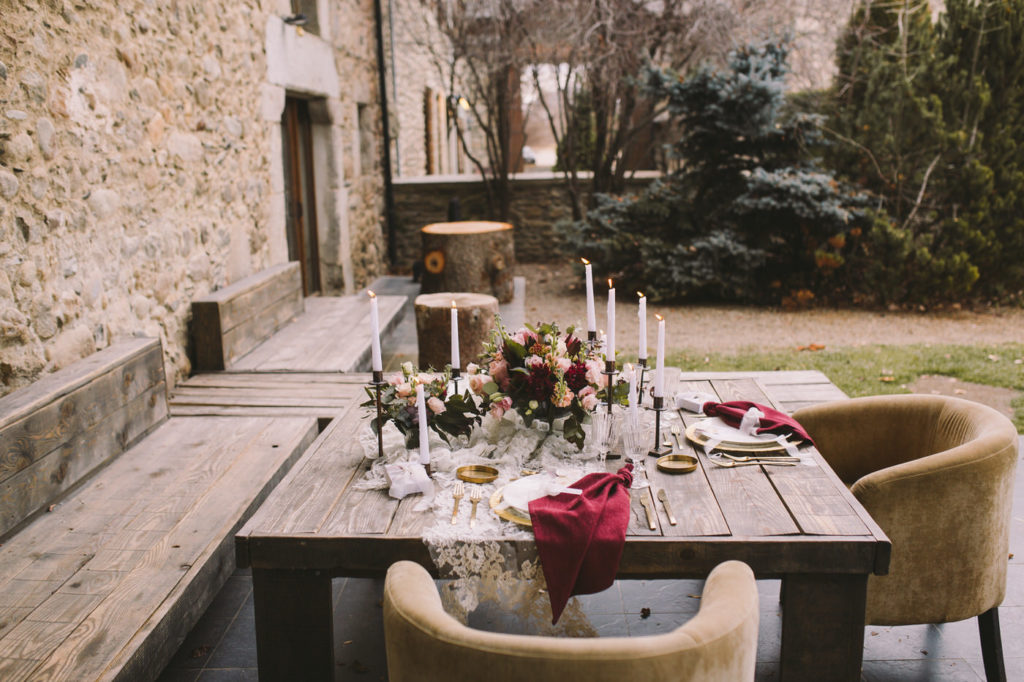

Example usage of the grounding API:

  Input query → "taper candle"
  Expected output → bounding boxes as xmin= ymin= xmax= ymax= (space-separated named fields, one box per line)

xmin=450 ymin=300 xmax=459 ymax=370
xmin=416 ymin=383 xmax=430 ymax=465
xmin=654 ymin=314 xmax=665 ymax=398
xmin=368 ymin=290 xmax=382 ymax=372
xmin=606 ymin=279 xmax=615 ymax=360
xmin=582 ymin=258 xmax=596 ymax=334
xmin=637 ymin=291 xmax=647 ymax=361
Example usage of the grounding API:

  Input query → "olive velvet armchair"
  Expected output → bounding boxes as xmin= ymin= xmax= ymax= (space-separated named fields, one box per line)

xmin=383 ymin=559 xmax=759 ymax=682
xmin=794 ymin=394 xmax=1019 ymax=682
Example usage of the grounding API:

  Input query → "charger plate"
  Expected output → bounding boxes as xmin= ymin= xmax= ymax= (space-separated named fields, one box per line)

xmin=489 ymin=487 xmax=532 ymax=527
xmin=685 ymin=421 xmax=794 ymax=454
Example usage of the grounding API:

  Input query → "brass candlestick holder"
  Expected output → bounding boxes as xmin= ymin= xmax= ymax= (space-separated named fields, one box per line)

xmin=636 ymin=357 xmax=648 ymax=402
xmin=602 ymin=359 xmax=618 ymax=415
xmin=648 ymin=395 xmax=671 ymax=458
xmin=371 ymin=369 xmax=386 ymax=460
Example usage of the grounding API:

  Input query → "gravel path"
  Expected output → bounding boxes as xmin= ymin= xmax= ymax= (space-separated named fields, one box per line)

xmin=517 ymin=263 xmax=1024 ymax=355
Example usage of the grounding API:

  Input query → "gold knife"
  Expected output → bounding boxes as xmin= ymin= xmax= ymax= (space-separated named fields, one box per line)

xmin=657 ymin=489 xmax=677 ymax=526
xmin=639 ymin=495 xmax=657 ymax=530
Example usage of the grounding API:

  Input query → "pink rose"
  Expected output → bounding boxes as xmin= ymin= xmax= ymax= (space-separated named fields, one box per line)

xmin=388 ymin=373 xmax=404 ymax=386
xmin=468 ymin=374 xmax=486 ymax=394
xmin=525 ymin=354 xmax=545 ymax=369
xmin=417 ymin=372 xmax=436 ymax=386
xmin=489 ymin=358 xmax=510 ymax=390
xmin=578 ymin=385 xmax=596 ymax=399
xmin=466 ymin=362 xmax=479 ymax=375
xmin=581 ymin=393 xmax=599 ymax=410
xmin=427 ymin=396 xmax=446 ymax=414
xmin=555 ymin=357 xmax=571 ymax=373
xmin=585 ymin=360 xmax=606 ymax=387
xmin=489 ymin=396 xmax=512 ymax=419
xmin=396 ymin=382 xmax=413 ymax=397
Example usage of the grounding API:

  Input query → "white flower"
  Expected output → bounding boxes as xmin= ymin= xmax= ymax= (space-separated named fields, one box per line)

xmin=401 ymin=361 xmax=414 ymax=375
xmin=466 ymin=362 xmax=479 ymax=375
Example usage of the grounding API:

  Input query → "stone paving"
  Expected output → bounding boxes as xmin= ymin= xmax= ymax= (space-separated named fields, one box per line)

xmin=156 ymin=276 xmax=1024 ymax=682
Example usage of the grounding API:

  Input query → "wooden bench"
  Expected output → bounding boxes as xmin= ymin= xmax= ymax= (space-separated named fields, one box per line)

xmin=191 ymin=262 xmax=407 ymax=373
xmin=0 ymin=337 xmax=318 ymax=681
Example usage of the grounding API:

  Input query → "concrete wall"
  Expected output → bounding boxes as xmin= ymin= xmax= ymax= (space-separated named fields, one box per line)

xmin=391 ymin=171 xmax=658 ymax=268
xmin=0 ymin=0 xmax=386 ymax=396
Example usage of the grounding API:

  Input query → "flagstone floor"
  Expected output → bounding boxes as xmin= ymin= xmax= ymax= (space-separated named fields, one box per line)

xmin=156 ymin=276 xmax=1024 ymax=682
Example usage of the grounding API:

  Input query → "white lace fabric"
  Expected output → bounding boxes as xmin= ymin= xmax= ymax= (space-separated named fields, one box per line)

xmin=356 ymin=409 xmax=607 ymax=634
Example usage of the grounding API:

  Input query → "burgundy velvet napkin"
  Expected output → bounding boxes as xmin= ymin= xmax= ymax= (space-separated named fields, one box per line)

xmin=702 ymin=400 xmax=815 ymax=445
xmin=529 ymin=464 xmax=633 ymax=624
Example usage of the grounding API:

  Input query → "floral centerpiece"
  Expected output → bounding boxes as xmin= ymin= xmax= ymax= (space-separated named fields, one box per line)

xmin=466 ymin=321 xmax=625 ymax=449
xmin=362 ymin=362 xmax=477 ymax=448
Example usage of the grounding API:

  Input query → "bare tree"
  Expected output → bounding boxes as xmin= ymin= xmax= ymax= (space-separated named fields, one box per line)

xmin=403 ymin=0 xmax=847 ymax=220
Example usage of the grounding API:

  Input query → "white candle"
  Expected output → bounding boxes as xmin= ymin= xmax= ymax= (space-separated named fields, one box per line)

xmin=637 ymin=292 xmax=647 ymax=361
xmin=450 ymin=300 xmax=459 ymax=370
xmin=627 ymin=363 xmax=639 ymax=421
xmin=582 ymin=258 xmax=596 ymax=334
xmin=368 ymin=290 xmax=382 ymax=372
xmin=416 ymin=383 xmax=430 ymax=465
xmin=606 ymin=279 xmax=615 ymax=360
xmin=654 ymin=314 xmax=665 ymax=398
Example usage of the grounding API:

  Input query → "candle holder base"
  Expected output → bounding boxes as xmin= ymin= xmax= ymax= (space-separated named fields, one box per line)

xmin=450 ymin=367 xmax=461 ymax=395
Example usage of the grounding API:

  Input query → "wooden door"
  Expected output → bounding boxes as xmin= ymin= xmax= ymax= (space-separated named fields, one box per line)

xmin=282 ymin=97 xmax=321 ymax=296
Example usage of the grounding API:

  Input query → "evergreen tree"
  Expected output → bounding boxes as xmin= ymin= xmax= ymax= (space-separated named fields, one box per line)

xmin=562 ymin=40 xmax=871 ymax=303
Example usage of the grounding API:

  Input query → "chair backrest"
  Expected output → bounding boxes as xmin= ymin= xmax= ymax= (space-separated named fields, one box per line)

xmin=383 ymin=559 xmax=759 ymax=682
xmin=797 ymin=394 xmax=1019 ymax=625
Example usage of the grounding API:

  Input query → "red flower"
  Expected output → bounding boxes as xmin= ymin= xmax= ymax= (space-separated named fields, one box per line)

xmin=564 ymin=362 xmax=589 ymax=392
xmin=526 ymin=364 xmax=556 ymax=401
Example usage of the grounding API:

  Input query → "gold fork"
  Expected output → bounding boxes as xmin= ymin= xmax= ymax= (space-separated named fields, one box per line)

xmin=451 ymin=481 xmax=464 ymax=525
xmin=469 ymin=487 xmax=482 ymax=528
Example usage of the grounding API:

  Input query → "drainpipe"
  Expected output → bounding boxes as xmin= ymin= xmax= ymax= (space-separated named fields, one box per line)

xmin=373 ymin=0 xmax=398 ymax=267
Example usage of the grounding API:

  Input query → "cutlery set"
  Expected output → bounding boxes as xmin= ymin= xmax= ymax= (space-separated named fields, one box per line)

xmin=451 ymin=481 xmax=483 ymax=527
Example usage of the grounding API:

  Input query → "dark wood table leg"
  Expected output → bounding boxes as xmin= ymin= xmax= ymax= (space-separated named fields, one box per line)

xmin=253 ymin=567 xmax=334 ymax=681
xmin=780 ymin=573 xmax=867 ymax=682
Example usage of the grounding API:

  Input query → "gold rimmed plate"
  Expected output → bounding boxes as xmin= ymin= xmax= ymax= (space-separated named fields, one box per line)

xmin=656 ymin=454 xmax=698 ymax=474
xmin=489 ymin=487 xmax=532 ymax=527
xmin=684 ymin=422 xmax=795 ymax=454
xmin=456 ymin=465 xmax=499 ymax=484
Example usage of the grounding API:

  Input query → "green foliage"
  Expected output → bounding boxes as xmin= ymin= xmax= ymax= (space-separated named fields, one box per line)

xmin=665 ymin=342 xmax=1024 ymax=431
xmin=554 ymin=89 xmax=597 ymax=172
xmin=562 ymin=40 xmax=873 ymax=303
xmin=828 ymin=0 xmax=1024 ymax=303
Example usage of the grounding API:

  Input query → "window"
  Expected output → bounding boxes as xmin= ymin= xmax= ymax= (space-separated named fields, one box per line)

xmin=290 ymin=0 xmax=320 ymax=37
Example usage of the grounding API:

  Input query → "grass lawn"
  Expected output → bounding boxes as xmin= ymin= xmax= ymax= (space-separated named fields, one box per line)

xmin=664 ymin=342 xmax=1024 ymax=431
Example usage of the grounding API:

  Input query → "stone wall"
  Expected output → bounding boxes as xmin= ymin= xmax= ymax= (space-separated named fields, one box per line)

xmin=0 ymin=0 xmax=386 ymax=397
xmin=391 ymin=171 xmax=658 ymax=268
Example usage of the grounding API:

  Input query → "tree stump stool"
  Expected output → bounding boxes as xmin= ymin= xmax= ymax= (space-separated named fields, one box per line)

xmin=420 ymin=221 xmax=515 ymax=303
xmin=415 ymin=292 xmax=498 ymax=371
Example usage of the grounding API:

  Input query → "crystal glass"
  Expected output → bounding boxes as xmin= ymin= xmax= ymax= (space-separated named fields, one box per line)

xmin=588 ymin=409 xmax=614 ymax=467
xmin=619 ymin=416 xmax=650 ymax=489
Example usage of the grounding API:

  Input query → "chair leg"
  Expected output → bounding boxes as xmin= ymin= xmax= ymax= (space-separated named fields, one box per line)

xmin=978 ymin=607 xmax=1006 ymax=682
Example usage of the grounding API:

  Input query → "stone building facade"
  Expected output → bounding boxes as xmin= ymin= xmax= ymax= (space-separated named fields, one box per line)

xmin=0 ymin=0 xmax=389 ymax=396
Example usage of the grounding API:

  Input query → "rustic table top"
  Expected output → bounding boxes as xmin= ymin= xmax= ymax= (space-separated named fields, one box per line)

xmin=235 ymin=370 xmax=890 ymax=580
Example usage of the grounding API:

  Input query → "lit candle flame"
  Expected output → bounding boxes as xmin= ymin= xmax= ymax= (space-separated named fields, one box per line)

xmin=655 ymin=314 xmax=664 ymax=321
xmin=580 ymin=257 xmax=590 ymax=265
xmin=367 ymin=290 xmax=376 ymax=299
xmin=451 ymin=300 xmax=457 ymax=308
xmin=608 ymin=278 xmax=613 ymax=288
xmin=637 ymin=291 xmax=645 ymax=298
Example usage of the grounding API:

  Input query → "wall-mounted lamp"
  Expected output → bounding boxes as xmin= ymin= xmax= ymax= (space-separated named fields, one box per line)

xmin=282 ymin=13 xmax=308 ymax=25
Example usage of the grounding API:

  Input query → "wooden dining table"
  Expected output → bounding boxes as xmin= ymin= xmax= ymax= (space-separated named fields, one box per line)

xmin=235 ymin=370 xmax=890 ymax=681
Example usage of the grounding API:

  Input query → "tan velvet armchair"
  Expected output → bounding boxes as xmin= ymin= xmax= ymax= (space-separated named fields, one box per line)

xmin=794 ymin=394 xmax=1019 ymax=682
xmin=383 ymin=559 xmax=759 ymax=682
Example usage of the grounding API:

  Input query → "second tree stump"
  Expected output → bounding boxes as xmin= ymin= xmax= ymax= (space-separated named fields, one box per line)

xmin=415 ymin=292 xmax=498 ymax=371
xmin=420 ymin=221 xmax=515 ymax=302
